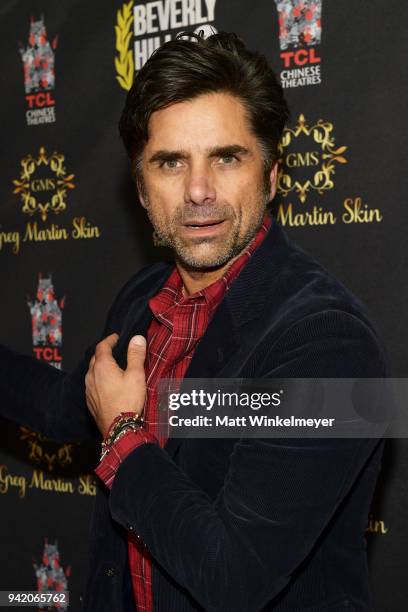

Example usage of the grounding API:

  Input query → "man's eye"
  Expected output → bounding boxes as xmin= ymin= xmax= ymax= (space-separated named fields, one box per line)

xmin=220 ymin=155 xmax=238 ymax=164
xmin=162 ymin=160 xmax=181 ymax=169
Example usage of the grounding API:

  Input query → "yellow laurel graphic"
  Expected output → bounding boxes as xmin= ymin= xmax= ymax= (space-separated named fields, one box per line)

xmin=115 ymin=1 xmax=135 ymax=90
xmin=12 ymin=146 xmax=75 ymax=222
xmin=278 ymin=114 xmax=347 ymax=204
xmin=20 ymin=427 xmax=74 ymax=472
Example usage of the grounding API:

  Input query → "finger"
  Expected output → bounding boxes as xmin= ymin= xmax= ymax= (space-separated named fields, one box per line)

xmin=95 ymin=333 xmax=119 ymax=358
xmin=126 ymin=335 xmax=147 ymax=373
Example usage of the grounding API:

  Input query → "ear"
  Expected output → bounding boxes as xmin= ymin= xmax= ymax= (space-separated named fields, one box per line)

xmin=268 ymin=162 xmax=279 ymax=202
xmin=136 ymin=177 xmax=147 ymax=209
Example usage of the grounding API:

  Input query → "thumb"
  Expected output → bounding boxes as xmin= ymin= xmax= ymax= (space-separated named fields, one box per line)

xmin=126 ymin=335 xmax=147 ymax=371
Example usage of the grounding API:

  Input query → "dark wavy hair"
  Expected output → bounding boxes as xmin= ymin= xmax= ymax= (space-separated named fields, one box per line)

xmin=119 ymin=31 xmax=289 ymax=180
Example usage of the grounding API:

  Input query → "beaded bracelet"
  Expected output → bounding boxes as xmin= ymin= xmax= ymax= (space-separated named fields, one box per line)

xmin=100 ymin=412 xmax=145 ymax=462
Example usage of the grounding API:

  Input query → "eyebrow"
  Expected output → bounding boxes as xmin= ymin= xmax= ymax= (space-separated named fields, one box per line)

xmin=148 ymin=144 xmax=251 ymax=164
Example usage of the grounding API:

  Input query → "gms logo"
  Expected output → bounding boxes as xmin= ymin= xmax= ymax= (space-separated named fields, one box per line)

xmin=278 ymin=113 xmax=347 ymax=205
xmin=28 ymin=274 xmax=64 ymax=368
xmin=115 ymin=0 xmax=217 ymax=90
xmin=34 ymin=540 xmax=70 ymax=610
xmin=13 ymin=147 xmax=75 ymax=222
xmin=273 ymin=0 xmax=322 ymax=89
xmin=20 ymin=426 xmax=74 ymax=472
xmin=276 ymin=114 xmax=383 ymax=227
xmin=19 ymin=17 xmax=58 ymax=126
xmin=2 ymin=147 xmax=101 ymax=255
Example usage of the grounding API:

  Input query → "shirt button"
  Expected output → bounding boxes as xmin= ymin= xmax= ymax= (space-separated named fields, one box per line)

xmin=106 ymin=567 xmax=116 ymax=577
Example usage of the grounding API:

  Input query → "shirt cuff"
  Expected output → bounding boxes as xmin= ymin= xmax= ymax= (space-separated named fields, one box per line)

xmin=95 ymin=429 xmax=158 ymax=489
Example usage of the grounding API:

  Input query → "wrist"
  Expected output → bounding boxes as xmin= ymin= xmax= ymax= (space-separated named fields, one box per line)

xmin=101 ymin=412 xmax=145 ymax=461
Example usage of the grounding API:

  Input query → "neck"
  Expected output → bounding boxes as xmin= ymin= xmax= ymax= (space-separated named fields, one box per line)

xmin=176 ymin=253 xmax=242 ymax=296
xmin=175 ymin=213 xmax=270 ymax=295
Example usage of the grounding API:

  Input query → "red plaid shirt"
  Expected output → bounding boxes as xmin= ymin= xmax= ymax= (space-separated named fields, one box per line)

xmin=95 ymin=214 xmax=271 ymax=610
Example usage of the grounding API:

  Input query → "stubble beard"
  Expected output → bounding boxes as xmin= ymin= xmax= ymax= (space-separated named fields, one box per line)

xmin=143 ymin=183 xmax=271 ymax=271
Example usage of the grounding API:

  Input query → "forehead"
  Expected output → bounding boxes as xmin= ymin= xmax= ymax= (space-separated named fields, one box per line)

xmin=145 ymin=92 xmax=259 ymax=152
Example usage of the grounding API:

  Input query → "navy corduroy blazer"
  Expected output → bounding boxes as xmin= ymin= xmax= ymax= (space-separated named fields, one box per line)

xmin=0 ymin=219 xmax=387 ymax=611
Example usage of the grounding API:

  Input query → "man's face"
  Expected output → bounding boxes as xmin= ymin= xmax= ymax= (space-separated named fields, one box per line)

xmin=138 ymin=92 xmax=277 ymax=270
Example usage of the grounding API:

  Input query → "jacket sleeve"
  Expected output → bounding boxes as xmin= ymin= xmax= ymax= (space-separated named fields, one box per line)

xmin=108 ymin=311 xmax=387 ymax=612
xmin=0 ymin=275 xmax=139 ymax=443
xmin=0 ymin=340 xmax=97 ymax=442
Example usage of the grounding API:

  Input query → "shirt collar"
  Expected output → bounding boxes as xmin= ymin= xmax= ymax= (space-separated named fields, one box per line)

xmin=149 ymin=212 xmax=272 ymax=324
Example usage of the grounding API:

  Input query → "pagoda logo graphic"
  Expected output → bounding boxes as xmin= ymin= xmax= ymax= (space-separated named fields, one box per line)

xmin=19 ymin=16 xmax=58 ymax=125
xmin=275 ymin=0 xmax=322 ymax=50
xmin=28 ymin=274 xmax=65 ymax=368
xmin=34 ymin=539 xmax=70 ymax=610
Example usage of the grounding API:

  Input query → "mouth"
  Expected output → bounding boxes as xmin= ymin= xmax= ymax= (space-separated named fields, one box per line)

xmin=180 ymin=219 xmax=228 ymax=239
xmin=183 ymin=219 xmax=225 ymax=229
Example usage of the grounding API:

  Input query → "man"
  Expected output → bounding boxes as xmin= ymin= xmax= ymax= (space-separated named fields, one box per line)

xmin=0 ymin=32 xmax=386 ymax=611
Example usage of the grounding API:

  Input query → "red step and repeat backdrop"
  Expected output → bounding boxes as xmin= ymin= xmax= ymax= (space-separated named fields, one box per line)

xmin=0 ymin=1 xmax=407 ymax=610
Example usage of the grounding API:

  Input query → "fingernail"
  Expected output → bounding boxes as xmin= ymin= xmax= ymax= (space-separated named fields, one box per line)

xmin=131 ymin=335 xmax=146 ymax=346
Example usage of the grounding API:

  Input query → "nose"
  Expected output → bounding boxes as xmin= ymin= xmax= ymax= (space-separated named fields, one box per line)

xmin=184 ymin=162 xmax=216 ymax=206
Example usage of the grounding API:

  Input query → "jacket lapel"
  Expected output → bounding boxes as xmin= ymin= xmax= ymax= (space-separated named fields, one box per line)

xmin=165 ymin=220 xmax=292 ymax=457
xmin=113 ymin=299 xmax=153 ymax=369
xmin=112 ymin=265 xmax=173 ymax=369
xmin=163 ymin=301 xmax=241 ymax=458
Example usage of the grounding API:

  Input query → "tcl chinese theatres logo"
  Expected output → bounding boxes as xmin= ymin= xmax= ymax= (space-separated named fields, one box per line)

xmin=273 ymin=0 xmax=323 ymax=89
xmin=19 ymin=16 xmax=58 ymax=125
